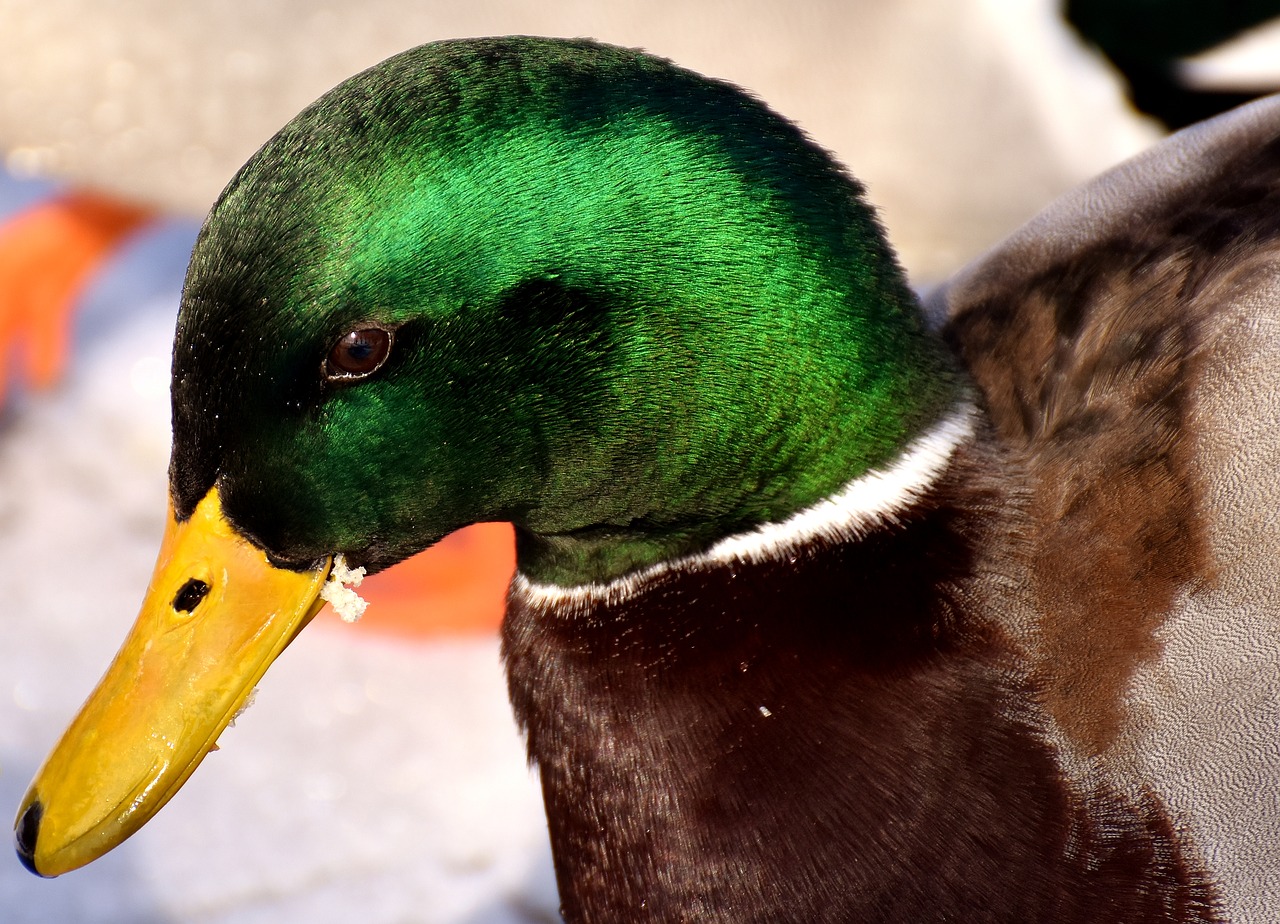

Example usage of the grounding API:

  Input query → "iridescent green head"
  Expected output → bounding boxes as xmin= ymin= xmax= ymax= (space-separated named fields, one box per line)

xmin=171 ymin=36 xmax=961 ymax=585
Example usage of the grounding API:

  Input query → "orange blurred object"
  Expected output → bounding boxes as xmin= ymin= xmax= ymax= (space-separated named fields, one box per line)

xmin=318 ymin=522 xmax=516 ymax=639
xmin=0 ymin=190 xmax=155 ymax=404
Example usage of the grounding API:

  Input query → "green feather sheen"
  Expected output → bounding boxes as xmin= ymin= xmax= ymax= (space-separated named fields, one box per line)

xmin=175 ymin=38 xmax=962 ymax=585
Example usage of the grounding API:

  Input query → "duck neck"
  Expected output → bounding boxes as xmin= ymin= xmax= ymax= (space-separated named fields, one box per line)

xmin=515 ymin=400 xmax=979 ymax=606
xmin=512 ymin=301 xmax=968 ymax=588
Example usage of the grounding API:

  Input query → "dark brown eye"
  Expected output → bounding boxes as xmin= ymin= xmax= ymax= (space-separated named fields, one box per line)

xmin=325 ymin=327 xmax=393 ymax=381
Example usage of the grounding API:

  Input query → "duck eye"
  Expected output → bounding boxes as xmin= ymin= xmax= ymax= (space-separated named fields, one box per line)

xmin=326 ymin=327 xmax=393 ymax=381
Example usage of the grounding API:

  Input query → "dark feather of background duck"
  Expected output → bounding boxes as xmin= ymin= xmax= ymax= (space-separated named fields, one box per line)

xmin=1067 ymin=0 xmax=1280 ymax=129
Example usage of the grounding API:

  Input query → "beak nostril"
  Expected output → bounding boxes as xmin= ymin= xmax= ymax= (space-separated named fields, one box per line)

xmin=173 ymin=578 xmax=211 ymax=614
xmin=15 ymin=799 xmax=44 ymax=876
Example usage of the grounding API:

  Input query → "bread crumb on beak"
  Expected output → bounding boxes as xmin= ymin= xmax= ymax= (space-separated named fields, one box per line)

xmin=320 ymin=554 xmax=368 ymax=623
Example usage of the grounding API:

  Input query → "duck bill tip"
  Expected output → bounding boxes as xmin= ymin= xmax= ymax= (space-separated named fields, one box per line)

xmin=14 ymin=488 xmax=330 ymax=875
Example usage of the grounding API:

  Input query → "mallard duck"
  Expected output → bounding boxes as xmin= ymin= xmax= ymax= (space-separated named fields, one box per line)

xmin=14 ymin=36 xmax=1280 ymax=921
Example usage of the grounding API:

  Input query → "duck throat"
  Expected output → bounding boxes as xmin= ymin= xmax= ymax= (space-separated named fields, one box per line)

xmin=501 ymin=429 xmax=1222 ymax=922
xmin=513 ymin=332 xmax=969 ymax=589
xmin=517 ymin=401 xmax=979 ymax=607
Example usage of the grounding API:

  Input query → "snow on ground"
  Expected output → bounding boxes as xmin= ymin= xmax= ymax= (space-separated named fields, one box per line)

xmin=0 ymin=197 xmax=558 ymax=922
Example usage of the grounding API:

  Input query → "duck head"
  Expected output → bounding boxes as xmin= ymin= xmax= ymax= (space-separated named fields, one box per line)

xmin=16 ymin=37 xmax=960 ymax=876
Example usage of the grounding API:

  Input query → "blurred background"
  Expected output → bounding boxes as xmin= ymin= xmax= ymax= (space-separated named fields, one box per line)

xmin=1 ymin=1 xmax=1278 ymax=921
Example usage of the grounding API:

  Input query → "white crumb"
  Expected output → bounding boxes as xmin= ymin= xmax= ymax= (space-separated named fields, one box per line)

xmin=229 ymin=688 xmax=258 ymax=727
xmin=321 ymin=554 xmax=369 ymax=623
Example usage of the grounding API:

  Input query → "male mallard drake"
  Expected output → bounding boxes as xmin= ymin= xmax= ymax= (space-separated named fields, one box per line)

xmin=14 ymin=36 xmax=1280 ymax=922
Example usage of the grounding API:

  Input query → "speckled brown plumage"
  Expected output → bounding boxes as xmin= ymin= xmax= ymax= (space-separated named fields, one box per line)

xmin=943 ymin=132 xmax=1280 ymax=758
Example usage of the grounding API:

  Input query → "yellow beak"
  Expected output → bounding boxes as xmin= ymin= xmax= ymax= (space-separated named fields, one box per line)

xmin=14 ymin=488 xmax=330 ymax=877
